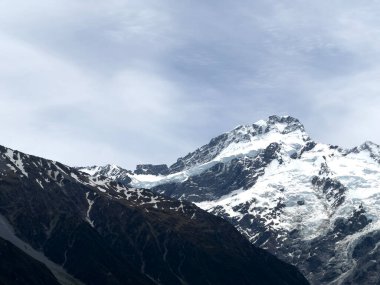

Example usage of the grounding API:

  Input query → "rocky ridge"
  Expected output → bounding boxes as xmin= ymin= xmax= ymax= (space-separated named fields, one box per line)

xmin=0 ymin=144 xmax=308 ymax=285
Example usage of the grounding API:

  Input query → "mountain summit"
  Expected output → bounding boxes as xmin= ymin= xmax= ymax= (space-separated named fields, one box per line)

xmin=80 ymin=115 xmax=380 ymax=285
xmin=168 ymin=115 xmax=308 ymax=173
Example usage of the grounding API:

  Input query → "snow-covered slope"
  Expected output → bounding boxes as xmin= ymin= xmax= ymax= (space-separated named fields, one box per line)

xmin=79 ymin=115 xmax=380 ymax=284
xmin=129 ymin=116 xmax=310 ymax=189
xmin=78 ymin=164 xmax=132 ymax=182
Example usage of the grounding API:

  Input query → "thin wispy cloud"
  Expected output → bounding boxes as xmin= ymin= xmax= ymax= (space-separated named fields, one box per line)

xmin=1 ymin=0 xmax=380 ymax=168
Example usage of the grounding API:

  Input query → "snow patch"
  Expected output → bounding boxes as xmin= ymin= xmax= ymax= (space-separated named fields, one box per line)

xmin=4 ymin=149 xmax=28 ymax=177
xmin=36 ymin=179 xmax=44 ymax=189
xmin=85 ymin=193 xmax=95 ymax=228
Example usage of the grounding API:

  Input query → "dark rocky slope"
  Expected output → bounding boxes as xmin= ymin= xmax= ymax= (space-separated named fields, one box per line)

xmin=0 ymin=145 xmax=308 ymax=285
xmin=0 ymin=237 xmax=60 ymax=285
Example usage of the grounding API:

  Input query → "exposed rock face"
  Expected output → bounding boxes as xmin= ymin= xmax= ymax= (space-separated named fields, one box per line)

xmin=134 ymin=164 xmax=169 ymax=175
xmin=152 ymin=143 xmax=282 ymax=202
xmin=0 ymin=145 xmax=308 ymax=285
xmin=84 ymin=115 xmax=380 ymax=284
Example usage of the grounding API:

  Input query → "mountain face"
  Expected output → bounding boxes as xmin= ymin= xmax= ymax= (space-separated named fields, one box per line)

xmin=80 ymin=115 xmax=380 ymax=285
xmin=0 ymin=145 xmax=308 ymax=285
xmin=0 ymin=237 xmax=61 ymax=285
xmin=135 ymin=164 xmax=170 ymax=175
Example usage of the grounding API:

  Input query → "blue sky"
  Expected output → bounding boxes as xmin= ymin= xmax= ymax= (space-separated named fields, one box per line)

xmin=1 ymin=0 xmax=380 ymax=169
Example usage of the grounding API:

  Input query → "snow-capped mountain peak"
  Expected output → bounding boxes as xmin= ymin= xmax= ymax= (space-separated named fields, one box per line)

xmin=350 ymin=141 xmax=380 ymax=163
xmin=230 ymin=115 xmax=306 ymax=140
xmin=253 ymin=115 xmax=306 ymax=134
xmin=215 ymin=116 xmax=309 ymax=160
xmin=78 ymin=164 xmax=132 ymax=182
xmin=168 ymin=115 xmax=309 ymax=173
xmin=78 ymin=115 xmax=380 ymax=284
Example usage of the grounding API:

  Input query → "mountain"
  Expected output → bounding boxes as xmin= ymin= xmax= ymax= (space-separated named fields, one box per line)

xmin=0 ymin=144 xmax=308 ymax=285
xmin=0 ymin=237 xmax=61 ymax=285
xmin=80 ymin=115 xmax=380 ymax=285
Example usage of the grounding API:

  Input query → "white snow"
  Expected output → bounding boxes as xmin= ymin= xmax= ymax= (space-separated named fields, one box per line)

xmin=84 ymin=117 xmax=380 ymax=258
xmin=78 ymin=164 xmax=126 ymax=181
xmin=36 ymin=179 xmax=44 ymax=189
xmin=4 ymin=149 xmax=28 ymax=177
xmin=85 ymin=192 xmax=95 ymax=227
xmin=214 ymin=128 xmax=305 ymax=161
xmin=79 ymin=166 xmax=103 ymax=176
xmin=254 ymin=119 xmax=267 ymax=127
xmin=128 ymin=122 xmax=380 ymax=244
xmin=146 ymin=196 xmax=159 ymax=208
xmin=196 ymin=141 xmax=380 ymax=242
xmin=175 ymin=201 xmax=185 ymax=213
xmin=70 ymin=172 xmax=81 ymax=183
xmin=53 ymin=162 xmax=68 ymax=175
xmin=129 ymin=124 xmax=308 ymax=190
xmin=6 ymin=164 xmax=16 ymax=173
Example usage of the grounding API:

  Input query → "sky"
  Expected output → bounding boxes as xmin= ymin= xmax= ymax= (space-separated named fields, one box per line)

xmin=1 ymin=0 xmax=380 ymax=169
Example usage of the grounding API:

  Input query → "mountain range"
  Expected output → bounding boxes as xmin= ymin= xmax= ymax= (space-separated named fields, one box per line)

xmin=0 ymin=142 xmax=308 ymax=284
xmin=79 ymin=115 xmax=380 ymax=285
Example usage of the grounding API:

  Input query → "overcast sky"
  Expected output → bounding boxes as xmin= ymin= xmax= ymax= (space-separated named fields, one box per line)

xmin=1 ymin=1 xmax=380 ymax=169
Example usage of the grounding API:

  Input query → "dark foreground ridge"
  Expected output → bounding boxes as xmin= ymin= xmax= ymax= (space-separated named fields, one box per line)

xmin=0 ymin=145 xmax=308 ymax=285
xmin=0 ymin=237 xmax=60 ymax=285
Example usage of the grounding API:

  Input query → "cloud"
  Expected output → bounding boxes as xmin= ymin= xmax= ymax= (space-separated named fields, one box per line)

xmin=1 ymin=0 xmax=380 ymax=168
xmin=0 ymin=29 xmax=209 ymax=168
